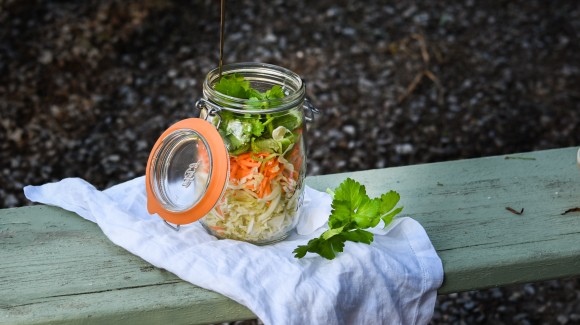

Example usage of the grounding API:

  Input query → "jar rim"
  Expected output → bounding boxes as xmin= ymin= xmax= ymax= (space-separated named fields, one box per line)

xmin=202 ymin=62 xmax=305 ymax=114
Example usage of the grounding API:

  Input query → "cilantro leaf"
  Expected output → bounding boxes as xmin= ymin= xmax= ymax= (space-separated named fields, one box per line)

xmin=272 ymin=111 xmax=302 ymax=131
xmin=266 ymin=85 xmax=284 ymax=98
xmin=321 ymin=225 xmax=345 ymax=240
xmin=340 ymin=229 xmax=374 ymax=244
xmin=293 ymin=178 xmax=403 ymax=260
xmin=213 ymin=74 xmax=286 ymax=111
xmin=381 ymin=207 xmax=404 ymax=227
xmin=293 ymin=244 xmax=309 ymax=259
xmin=378 ymin=191 xmax=403 ymax=226
xmin=328 ymin=178 xmax=376 ymax=229
xmin=214 ymin=73 xmax=250 ymax=98
xmin=249 ymin=118 xmax=265 ymax=137
xmin=293 ymin=234 xmax=346 ymax=260
xmin=327 ymin=200 xmax=353 ymax=229
xmin=333 ymin=178 xmax=368 ymax=212
xmin=352 ymin=198 xmax=381 ymax=229
xmin=379 ymin=191 xmax=400 ymax=214
xmin=293 ymin=229 xmax=374 ymax=260
xmin=213 ymin=74 xmax=291 ymax=154
xmin=247 ymin=97 xmax=265 ymax=110
xmin=247 ymin=88 xmax=264 ymax=100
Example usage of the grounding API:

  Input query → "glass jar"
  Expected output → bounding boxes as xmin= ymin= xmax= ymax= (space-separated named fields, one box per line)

xmin=145 ymin=62 xmax=316 ymax=245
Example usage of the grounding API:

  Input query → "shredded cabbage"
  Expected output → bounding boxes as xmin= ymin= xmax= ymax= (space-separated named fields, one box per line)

xmin=202 ymin=153 xmax=302 ymax=243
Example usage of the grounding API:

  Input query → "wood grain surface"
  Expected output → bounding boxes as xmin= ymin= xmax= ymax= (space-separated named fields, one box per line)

xmin=1 ymin=147 xmax=580 ymax=324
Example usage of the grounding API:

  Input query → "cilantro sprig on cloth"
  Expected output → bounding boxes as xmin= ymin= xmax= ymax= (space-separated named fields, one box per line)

xmin=294 ymin=178 xmax=404 ymax=260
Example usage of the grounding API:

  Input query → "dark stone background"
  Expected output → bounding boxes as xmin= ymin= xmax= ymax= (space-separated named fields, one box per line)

xmin=1 ymin=0 xmax=579 ymax=323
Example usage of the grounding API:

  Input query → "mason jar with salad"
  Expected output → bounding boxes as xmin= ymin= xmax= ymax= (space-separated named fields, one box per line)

xmin=145 ymin=62 xmax=316 ymax=244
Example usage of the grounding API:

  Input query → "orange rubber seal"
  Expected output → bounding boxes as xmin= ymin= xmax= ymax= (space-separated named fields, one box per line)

xmin=145 ymin=118 xmax=229 ymax=225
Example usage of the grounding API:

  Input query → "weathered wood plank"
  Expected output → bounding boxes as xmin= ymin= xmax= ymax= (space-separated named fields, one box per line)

xmin=0 ymin=206 xmax=255 ymax=325
xmin=307 ymin=147 xmax=580 ymax=293
xmin=1 ymin=147 xmax=580 ymax=324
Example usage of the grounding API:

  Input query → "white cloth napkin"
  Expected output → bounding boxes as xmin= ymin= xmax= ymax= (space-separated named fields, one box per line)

xmin=24 ymin=176 xmax=443 ymax=325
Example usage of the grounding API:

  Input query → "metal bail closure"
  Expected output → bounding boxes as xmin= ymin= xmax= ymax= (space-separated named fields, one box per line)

xmin=303 ymin=99 xmax=319 ymax=122
xmin=145 ymin=118 xmax=229 ymax=226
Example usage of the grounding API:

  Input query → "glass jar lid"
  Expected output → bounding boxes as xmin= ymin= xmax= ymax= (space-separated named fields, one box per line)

xmin=146 ymin=118 xmax=229 ymax=225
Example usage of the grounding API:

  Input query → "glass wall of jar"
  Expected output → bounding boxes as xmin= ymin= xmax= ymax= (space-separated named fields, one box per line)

xmin=196 ymin=62 xmax=308 ymax=244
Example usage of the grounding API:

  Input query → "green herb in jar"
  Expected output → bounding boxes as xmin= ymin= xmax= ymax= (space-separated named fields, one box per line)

xmin=213 ymin=74 xmax=302 ymax=155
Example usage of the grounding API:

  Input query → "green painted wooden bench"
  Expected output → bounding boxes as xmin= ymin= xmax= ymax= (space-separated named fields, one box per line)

xmin=2 ymin=147 xmax=580 ymax=324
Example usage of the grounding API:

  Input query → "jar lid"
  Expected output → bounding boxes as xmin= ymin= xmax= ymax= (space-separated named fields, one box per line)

xmin=145 ymin=118 xmax=229 ymax=225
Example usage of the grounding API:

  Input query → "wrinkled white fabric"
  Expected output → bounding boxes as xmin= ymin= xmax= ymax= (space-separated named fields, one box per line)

xmin=24 ymin=176 xmax=443 ymax=325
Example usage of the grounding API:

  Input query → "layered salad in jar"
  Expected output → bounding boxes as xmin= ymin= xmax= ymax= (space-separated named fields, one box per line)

xmin=200 ymin=73 xmax=305 ymax=244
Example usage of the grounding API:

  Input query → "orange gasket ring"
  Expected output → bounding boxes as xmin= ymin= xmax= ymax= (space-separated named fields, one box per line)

xmin=145 ymin=118 xmax=229 ymax=225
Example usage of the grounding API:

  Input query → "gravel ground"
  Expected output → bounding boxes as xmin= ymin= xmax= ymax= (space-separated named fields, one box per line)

xmin=2 ymin=0 xmax=580 ymax=324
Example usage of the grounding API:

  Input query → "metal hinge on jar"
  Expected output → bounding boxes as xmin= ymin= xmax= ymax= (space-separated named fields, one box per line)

xmin=195 ymin=99 xmax=223 ymax=128
xmin=303 ymin=99 xmax=319 ymax=122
